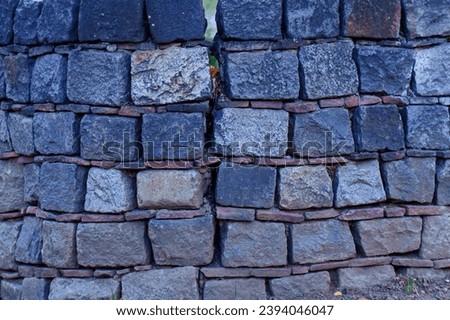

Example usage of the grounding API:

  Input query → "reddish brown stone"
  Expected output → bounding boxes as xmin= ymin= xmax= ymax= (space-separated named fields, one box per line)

xmin=34 ymin=103 xmax=55 ymax=112
xmin=119 ymin=106 xmax=156 ymax=117
xmin=144 ymin=161 xmax=194 ymax=169
xmin=26 ymin=206 xmax=38 ymax=215
xmin=284 ymin=101 xmax=318 ymax=114
xmin=256 ymin=209 xmax=305 ymax=223
xmin=320 ymin=98 xmax=345 ymax=108
xmin=90 ymin=160 xmax=116 ymax=168
xmin=216 ymin=207 xmax=255 ymax=221
xmin=16 ymin=156 xmax=34 ymax=164
xmin=81 ymin=214 xmax=125 ymax=223
xmin=310 ymin=260 xmax=350 ymax=272
xmin=54 ymin=214 xmax=83 ymax=222
xmin=304 ymin=208 xmax=339 ymax=220
xmin=338 ymin=207 xmax=385 ymax=221
xmin=194 ymin=156 xmax=222 ymax=167
xmin=392 ymin=258 xmax=433 ymax=268
xmin=291 ymin=266 xmax=310 ymax=275
xmin=344 ymin=95 xmax=360 ymax=108
xmin=33 ymin=267 xmax=60 ymax=278
xmin=434 ymin=259 xmax=450 ymax=269
xmin=360 ymin=95 xmax=382 ymax=105
xmin=382 ymin=96 xmax=408 ymax=106
xmin=156 ymin=208 xmax=206 ymax=220
xmin=384 ymin=206 xmax=406 ymax=218
xmin=250 ymin=268 xmax=291 ymax=278
xmin=0 ymin=211 xmax=24 ymax=220
xmin=18 ymin=265 xmax=35 ymax=277
xmin=134 ymin=265 xmax=153 ymax=272
xmin=116 ymin=268 xmax=132 ymax=276
xmin=0 ymin=272 xmax=20 ymax=279
xmin=216 ymin=101 xmax=250 ymax=109
xmin=347 ymin=257 xmax=392 ymax=267
xmin=403 ymin=205 xmax=450 ymax=216
xmin=61 ymin=269 xmax=94 ymax=278
xmin=11 ymin=104 xmax=27 ymax=111
xmin=251 ymin=101 xmax=283 ymax=110
xmin=307 ymin=157 xmax=349 ymax=165
xmin=90 ymin=106 xmax=120 ymax=115
xmin=201 ymin=267 xmax=251 ymax=278
xmin=229 ymin=157 xmax=254 ymax=165
xmin=0 ymin=151 xmax=19 ymax=159
xmin=380 ymin=151 xmax=406 ymax=162
xmin=93 ymin=269 xmax=116 ymax=278
xmin=255 ymin=157 xmax=307 ymax=167
xmin=56 ymin=104 xmax=91 ymax=113
xmin=34 ymin=156 xmax=90 ymax=166
xmin=125 ymin=210 xmax=156 ymax=221
xmin=156 ymin=107 xmax=167 ymax=113
xmin=35 ymin=208 xmax=58 ymax=220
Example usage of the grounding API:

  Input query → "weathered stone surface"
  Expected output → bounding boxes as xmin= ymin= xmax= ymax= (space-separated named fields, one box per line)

xmin=4 ymin=54 xmax=32 ymax=103
xmin=414 ymin=44 xmax=450 ymax=96
xmin=214 ymin=108 xmax=289 ymax=157
xmin=0 ymin=279 xmax=22 ymax=300
xmin=68 ymin=50 xmax=130 ymax=106
xmin=270 ymin=272 xmax=331 ymax=299
xmin=49 ymin=278 xmax=120 ymax=300
xmin=149 ymin=215 xmax=215 ymax=266
xmin=37 ymin=0 xmax=79 ymax=43
xmin=354 ymin=217 xmax=422 ymax=256
xmin=0 ymin=58 xmax=5 ymax=99
xmin=0 ymin=110 xmax=11 ymax=153
xmin=204 ymin=279 xmax=266 ymax=300
xmin=21 ymin=278 xmax=49 ymax=300
xmin=420 ymin=215 xmax=450 ymax=260
xmin=342 ymin=0 xmax=401 ymax=39
xmin=221 ymin=221 xmax=287 ymax=267
xmin=42 ymin=221 xmax=77 ymax=268
xmin=437 ymin=160 xmax=450 ymax=206
xmin=31 ymin=54 xmax=67 ymax=103
xmin=216 ymin=163 xmax=276 ymax=208
xmin=217 ymin=0 xmax=282 ymax=40
xmin=23 ymin=163 xmax=39 ymax=203
xmin=0 ymin=0 xmax=19 ymax=45
xmin=338 ymin=265 xmax=396 ymax=289
xmin=146 ymin=0 xmax=206 ymax=43
xmin=0 ymin=220 xmax=22 ymax=270
xmin=339 ymin=207 xmax=384 ymax=221
xmin=8 ymin=112 xmax=34 ymax=155
xmin=382 ymin=157 xmax=436 ymax=203
xmin=334 ymin=160 xmax=386 ymax=207
xmin=257 ymin=209 xmax=304 ymax=223
xmin=299 ymin=41 xmax=358 ymax=99
xmin=224 ymin=51 xmax=299 ymax=100
xmin=15 ymin=216 xmax=42 ymax=264
xmin=34 ymin=112 xmax=80 ymax=155
xmin=399 ymin=268 xmax=450 ymax=281
xmin=403 ymin=0 xmax=450 ymax=38
xmin=122 ymin=267 xmax=199 ymax=300
xmin=392 ymin=258 xmax=433 ymax=268
xmin=78 ymin=0 xmax=145 ymax=42
xmin=39 ymin=163 xmax=87 ymax=213
xmin=77 ymin=222 xmax=150 ymax=267
xmin=291 ymin=220 xmax=356 ymax=264
xmin=217 ymin=207 xmax=255 ymax=221
xmin=137 ymin=170 xmax=204 ymax=209
xmin=279 ymin=166 xmax=333 ymax=210
xmin=357 ymin=47 xmax=414 ymax=95
xmin=85 ymin=168 xmax=136 ymax=213
xmin=13 ymin=0 xmax=42 ymax=45
xmin=0 ymin=160 xmax=24 ymax=212
xmin=142 ymin=113 xmax=204 ymax=160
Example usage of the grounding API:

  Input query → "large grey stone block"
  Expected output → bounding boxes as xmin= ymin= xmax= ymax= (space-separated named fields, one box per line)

xmin=131 ymin=47 xmax=211 ymax=105
xmin=420 ymin=215 xmax=450 ymax=260
xmin=0 ymin=220 xmax=22 ymax=270
xmin=24 ymin=163 xmax=39 ymax=203
xmin=436 ymin=160 xmax=450 ymax=206
xmin=8 ymin=112 xmax=34 ymax=156
xmin=270 ymin=272 xmax=331 ymax=299
xmin=31 ymin=54 xmax=67 ymax=103
xmin=49 ymin=278 xmax=120 ymax=300
xmin=0 ymin=110 xmax=12 ymax=153
xmin=4 ymin=54 xmax=33 ymax=103
xmin=13 ymin=0 xmax=42 ymax=45
xmin=403 ymin=0 xmax=450 ymax=38
xmin=338 ymin=265 xmax=396 ymax=289
xmin=0 ymin=58 xmax=5 ymax=99
xmin=37 ymin=0 xmax=79 ymax=43
xmin=0 ymin=160 xmax=24 ymax=213
xmin=0 ymin=280 xmax=22 ymax=300
xmin=204 ymin=279 xmax=267 ymax=300
xmin=15 ymin=216 xmax=42 ymax=264
xmin=0 ymin=0 xmax=19 ymax=45
xmin=42 ymin=221 xmax=77 ymax=268
xmin=21 ymin=278 xmax=49 ymax=300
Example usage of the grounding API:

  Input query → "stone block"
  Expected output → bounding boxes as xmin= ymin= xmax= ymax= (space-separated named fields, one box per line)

xmin=0 ymin=220 xmax=22 ymax=270
xmin=31 ymin=54 xmax=67 ymax=103
xmin=4 ymin=54 xmax=33 ymax=103
xmin=334 ymin=160 xmax=386 ymax=207
xmin=13 ymin=0 xmax=42 ymax=45
xmin=8 ymin=112 xmax=34 ymax=155
xmin=0 ymin=280 xmax=22 ymax=300
xmin=270 ymin=272 xmax=331 ymax=299
xmin=291 ymin=220 xmax=356 ymax=264
xmin=0 ymin=110 xmax=11 ymax=153
xmin=420 ymin=215 xmax=450 ymax=260
xmin=78 ymin=0 xmax=145 ymax=42
xmin=77 ymin=222 xmax=150 ymax=267
xmin=299 ymin=41 xmax=358 ymax=99
xmin=137 ymin=170 xmax=204 ymax=209
xmin=204 ymin=278 xmax=266 ymax=300
xmin=131 ymin=47 xmax=211 ymax=105
xmin=0 ymin=58 xmax=5 ymax=99
xmin=224 ymin=51 xmax=299 ymax=100
xmin=399 ymin=268 xmax=450 ymax=281
xmin=24 ymin=163 xmax=39 ymax=203
xmin=42 ymin=221 xmax=77 ymax=268
xmin=67 ymin=50 xmax=130 ymax=106
xmin=21 ymin=278 xmax=49 ymax=300
xmin=354 ymin=217 xmax=422 ymax=256
xmin=148 ymin=215 xmax=215 ymax=266
xmin=15 ymin=216 xmax=42 ymax=264
xmin=436 ymin=160 xmax=450 ymax=205
xmin=213 ymin=108 xmax=289 ymax=157
xmin=338 ymin=265 xmax=396 ymax=289
xmin=0 ymin=160 xmax=24 ymax=212
xmin=403 ymin=0 xmax=450 ymax=38
xmin=37 ymin=0 xmax=79 ymax=43
xmin=49 ymin=278 xmax=120 ymax=300
xmin=39 ymin=162 xmax=87 ymax=213
xmin=221 ymin=221 xmax=287 ymax=267
xmin=122 ymin=267 xmax=199 ymax=300
xmin=216 ymin=163 xmax=276 ymax=208
xmin=0 ymin=0 xmax=19 ymax=45
xmin=292 ymin=108 xmax=354 ymax=157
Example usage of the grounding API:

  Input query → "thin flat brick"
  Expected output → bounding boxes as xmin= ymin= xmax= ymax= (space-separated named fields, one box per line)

xmin=250 ymin=268 xmax=291 ymax=278
xmin=434 ymin=259 xmax=450 ymax=269
xmin=304 ymin=209 xmax=339 ymax=220
xmin=392 ymin=258 xmax=433 ymax=268
xmin=348 ymin=257 xmax=392 ymax=267
xmin=310 ymin=261 xmax=350 ymax=272
xmin=155 ymin=209 xmax=206 ymax=220
xmin=201 ymin=268 xmax=252 ymax=279
xmin=338 ymin=207 xmax=385 ymax=221
xmin=403 ymin=205 xmax=449 ymax=216
xmin=256 ymin=209 xmax=305 ymax=223
xmin=216 ymin=207 xmax=255 ymax=221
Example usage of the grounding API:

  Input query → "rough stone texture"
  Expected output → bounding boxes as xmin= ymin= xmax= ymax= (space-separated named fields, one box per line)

xmin=23 ymin=163 xmax=39 ymax=203
xmin=31 ymin=54 xmax=67 ymax=103
xmin=0 ymin=110 xmax=11 ymax=153
xmin=0 ymin=57 xmax=5 ymax=99
xmin=78 ymin=0 xmax=145 ymax=42
xmin=146 ymin=0 xmax=206 ymax=43
xmin=13 ymin=0 xmax=42 ymax=45
xmin=4 ymin=54 xmax=33 ymax=103
xmin=84 ymin=168 xmax=136 ymax=213
xmin=122 ymin=267 xmax=199 ymax=300
xmin=214 ymin=108 xmax=289 ymax=157
xmin=403 ymin=0 xmax=450 ymax=38
xmin=216 ymin=163 xmax=276 ymax=208
xmin=77 ymin=222 xmax=150 ymax=267
xmin=148 ymin=215 xmax=215 ymax=266
xmin=0 ymin=220 xmax=22 ymax=270
xmin=37 ymin=0 xmax=79 ymax=43
xmin=436 ymin=160 xmax=450 ymax=205
xmin=334 ymin=160 xmax=386 ymax=207
xmin=382 ymin=157 xmax=436 ymax=203
xmin=279 ymin=166 xmax=333 ymax=210
xmin=338 ymin=265 xmax=396 ymax=289
xmin=39 ymin=162 xmax=87 ymax=213
xmin=0 ymin=0 xmax=19 ymax=45
xmin=217 ymin=0 xmax=282 ymax=40
xmin=204 ymin=278 xmax=266 ymax=300
xmin=0 ymin=280 xmax=22 ymax=300
xmin=0 ymin=160 xmax=24 ymax=212
xmin=137 ymin=170 xmax=204 ymax=209
xmin=221 ymin=221 xmax=287 ymax=267
xmin=414 ymin=44 xmax=450 ymax=96
xmin=356 ymin=47 xmax=415 ymax=95
xmin=224 ymin=51 xmax=299 ymax=100
xmin=34 ymin=112 xmax=80 ymax=155
xmin=353 ymin=105 xmax=405 ymax=152
xmin=299 ymin=41 xmax=358 ymax=99
xmin=67 ymin=50 xmax=130 ymax=106
xmin=399 ymin=268 xmax=450 ymax=281
xmin=342 ymin=0 xmax=401 ymax=39
xmin=49 ymin=278 xmax=120 ymax=300
xmin=21 ymin=278 xmax=49 ymax=300
xmin=270 ymin=272 xmax=331 ymax=299
xmin=354 ymin=217 xmax=422 ymax=256
xmin=292 ymin=108 xmax=355 ymax=157
xmin=131 ymin=47 xmax=211 ymax=105
xmin=8 ymin=112 xmax=34 ymax=156
xmin=142 ymin=113 xmax=204 ymax=160
xmin=420 ymin=215 xmax=450 ymax=260
xmin=291 ymin=220 xmax=356 ymax=264
xmin=15 ymin=216 xmax=42 ymax=264
xmin=42 ymin=221 xmax=77 ymax=268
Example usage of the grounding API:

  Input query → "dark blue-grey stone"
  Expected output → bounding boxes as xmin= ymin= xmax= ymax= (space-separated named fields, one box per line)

xmin=353 ymin=105 xmax=405 ymax=152
xmin=285 ymin=0 xmax=339 ymax=39
xmin=142 ymin=113 xmax=204 ymax=160
xmin=67 ymin=50 xmax=130 ymax=106
xmin=39 ymin=162 xmax=87 ymax=213
xmin=21 ymin=278 xmax=50 ymax=300
xmin=216 ymin=162 xmax=276 ymax=208
xmin=80 ymin=115 xmax=139 ymax=162
xmin=0 ymin=110 xmax=12 ymax=153
xmin=37 ymin=0 xmax=79 ymax=44
xmin=0 ymin=220 xmax=22 ymax=270
xmin=0 ymin=160 xmax=24 ymax=213
xmin=15 ymin=216 xmax=43 ymax=264
xmin=0 ymin=0 xmax=19 ymax=45
xmin=31 ymin=54 xmax=67 ymax=103
xmin=4 ymin=54 xmax=33 ymax=103
xmin=403 ymin=0 xmax=450 ymax=38
xmin=299 ymin=41 xmax=358 ymax=99
xmin=33 ymin=112 xmax=80 ymax=155
xmin=292 ymin=108 xmax=355 ymax=157
xmin=217 ymin=0 xmax=282 ymax=40
xmin=436 ymin=160 xmax=450 ymax=206
xmin=356 ymin=46 xmax=415 ymax=95
xmin=24 ymin=163 xmax=40 ymax=203
xmin=13 ymin=0 xmax=42 ymax=45
xmin=78 ymin=0 xmax=145 ymax=42
xmin=0 ymin=280 xmax=22 ymax=300
xmin=146 ymin=0 xmax=206 ymax=44
xmin=0 ymin=57 xmax=5 ymax=98
xmin=8 ymin=112 xmax=34 ymax=155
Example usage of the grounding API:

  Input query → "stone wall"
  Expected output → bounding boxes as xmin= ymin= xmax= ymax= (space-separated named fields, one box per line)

xmin=1 ymin=0 xmax=450 ymax=300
